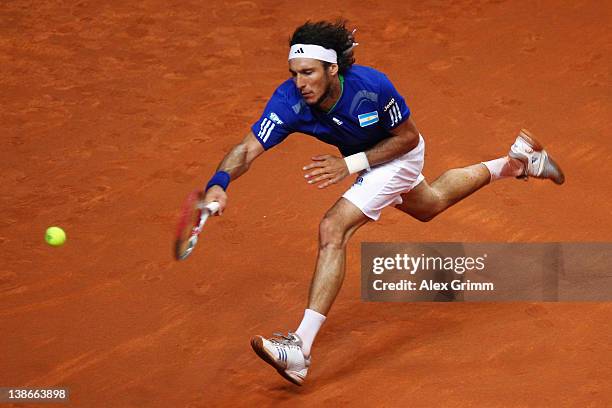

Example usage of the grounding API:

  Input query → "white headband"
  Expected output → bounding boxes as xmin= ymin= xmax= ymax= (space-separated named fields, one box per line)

xmin=288 ymin=44 xmax=337 ymax=63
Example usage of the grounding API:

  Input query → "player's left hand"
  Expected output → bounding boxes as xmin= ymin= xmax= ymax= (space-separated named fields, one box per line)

xmin=303 ymin=155 xmax=349 ymax=189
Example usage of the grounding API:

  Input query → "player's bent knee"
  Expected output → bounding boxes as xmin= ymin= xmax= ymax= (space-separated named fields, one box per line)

xmin=415 ymin=212 xmax=436 ymax=223
xmin=318 ymin=217 xmax=347 ymax=249
xmin=409 ymin=204 xmax=443 ymax=222
xmin=398 ymin=204 xmax=440 ymax=222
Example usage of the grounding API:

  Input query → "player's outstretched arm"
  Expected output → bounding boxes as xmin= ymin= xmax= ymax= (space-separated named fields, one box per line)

xmin=303 ymin=118 xmax=420 ymax=189
xmin=203 ymin=131 xmax=264 ymax=214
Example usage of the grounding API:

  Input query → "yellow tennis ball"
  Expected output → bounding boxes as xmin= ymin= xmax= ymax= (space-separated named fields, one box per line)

xmin=45 ymin=226 xmax=66 ymax=246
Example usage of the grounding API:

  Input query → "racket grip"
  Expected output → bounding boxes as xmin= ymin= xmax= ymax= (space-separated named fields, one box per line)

xmin=205 ymin=201 xmax=220 ymax=214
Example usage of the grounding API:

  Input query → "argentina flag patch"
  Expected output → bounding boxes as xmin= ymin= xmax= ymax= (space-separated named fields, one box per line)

xmin=358 ymin=111 xmax=379 ymax=127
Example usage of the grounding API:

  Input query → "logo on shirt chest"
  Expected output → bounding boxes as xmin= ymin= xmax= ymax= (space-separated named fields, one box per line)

xmin=332 ymin=117 xmax=343 ymax=126
xmin=357 ymin=111 xmax=379 ymax=127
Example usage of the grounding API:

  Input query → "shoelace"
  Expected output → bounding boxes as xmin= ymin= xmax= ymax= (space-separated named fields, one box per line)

xmin=270 ymin=332 xmax=300 ymax=347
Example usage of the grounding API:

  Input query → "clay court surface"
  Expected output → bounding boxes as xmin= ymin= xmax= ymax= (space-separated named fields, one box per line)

xmin=1 ymin=0 xmax=611 ymax=406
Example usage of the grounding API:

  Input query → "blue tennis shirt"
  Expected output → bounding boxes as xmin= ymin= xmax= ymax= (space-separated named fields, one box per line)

xmin=251 ymin=65 xmax=411 ymax=157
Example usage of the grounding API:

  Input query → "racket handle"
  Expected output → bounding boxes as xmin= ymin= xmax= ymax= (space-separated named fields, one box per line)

xmin=204 ymin=201 xmax=220 ymax=214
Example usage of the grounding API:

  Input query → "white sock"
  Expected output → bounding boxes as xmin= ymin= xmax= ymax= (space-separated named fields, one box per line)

xmin=295 ymin=309 xmax=326 ymax=358
xmin=482 ymin=156 xmax=524 ymax=182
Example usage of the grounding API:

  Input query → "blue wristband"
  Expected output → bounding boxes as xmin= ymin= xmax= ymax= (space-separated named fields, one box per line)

xmin=205 ymin=171 xmax=231 ymax=191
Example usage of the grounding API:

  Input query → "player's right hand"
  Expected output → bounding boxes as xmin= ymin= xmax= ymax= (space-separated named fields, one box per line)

xmin=202 ymin=186 xmax=227 ymax=216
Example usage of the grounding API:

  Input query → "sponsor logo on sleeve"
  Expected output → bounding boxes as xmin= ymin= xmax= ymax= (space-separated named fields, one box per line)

xmin=383 ymin=98 xmax=395 ymax=112
xmin=358 ymin=111 xmax=379 ymax=127
xmin=268 ymin=112 xmax=284 ymax=125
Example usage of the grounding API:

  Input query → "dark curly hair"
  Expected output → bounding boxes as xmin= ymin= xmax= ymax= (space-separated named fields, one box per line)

xmin=290 ymin=20 xmax=356 ymax=74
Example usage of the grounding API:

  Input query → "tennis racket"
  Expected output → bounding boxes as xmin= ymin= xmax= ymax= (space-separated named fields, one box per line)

xmin=174 ymin=190 xmax=220 ymax=261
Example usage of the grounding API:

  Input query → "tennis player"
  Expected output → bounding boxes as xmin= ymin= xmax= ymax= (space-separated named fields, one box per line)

xmin=201 ymin=20 xmax=564 ymax=385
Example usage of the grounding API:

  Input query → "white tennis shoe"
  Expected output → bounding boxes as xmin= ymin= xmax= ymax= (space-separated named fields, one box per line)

xmin=509 ymin=129 xmax=565 ymax=184
xmin=250 ymin=332 xmax=310 ymax=386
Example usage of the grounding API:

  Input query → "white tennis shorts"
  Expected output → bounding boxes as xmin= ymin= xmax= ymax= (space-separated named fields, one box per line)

xmin=342 ymin=135 xmax=426 ymax=220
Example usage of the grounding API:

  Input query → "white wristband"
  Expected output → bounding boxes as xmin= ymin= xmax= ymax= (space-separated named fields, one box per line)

xmin=344 ymin=152 xmax=371 ymax=174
